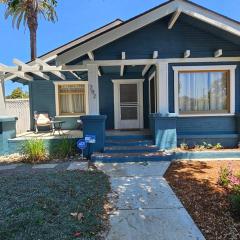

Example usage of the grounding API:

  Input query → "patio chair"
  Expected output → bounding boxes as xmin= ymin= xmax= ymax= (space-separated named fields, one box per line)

xmin=34 ymin=113 xmax=52 ymax=133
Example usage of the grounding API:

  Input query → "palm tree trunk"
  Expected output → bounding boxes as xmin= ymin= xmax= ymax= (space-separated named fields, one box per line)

xmin=27 ymin=2 xmax=38 ymax=61
xmin=30 ymin=27 xmax=37 ymax=61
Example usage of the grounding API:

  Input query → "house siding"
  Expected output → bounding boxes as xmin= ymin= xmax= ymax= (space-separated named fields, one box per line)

xmin=94 ymin=14 xmax=240 ymax=60
xmin=29 ymin=12 xmax=240 ymax=137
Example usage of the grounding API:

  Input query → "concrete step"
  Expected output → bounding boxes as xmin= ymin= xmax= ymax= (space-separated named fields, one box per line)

xmin=104 ymin=145 xmax=159 ymax=153
xmin=105 ymin=139 xmax=154 ymax=147
xmin=91 ymin=151 xmax=173 ymax=163
xmin=106 ymin=134 xmax=152 ymax=141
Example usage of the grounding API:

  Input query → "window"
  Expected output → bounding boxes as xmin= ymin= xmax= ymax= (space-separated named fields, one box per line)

xmin=54 ymin=82 xmax=88 ymax=116
xmin=173 ymin=66 xmax=236 ymax=115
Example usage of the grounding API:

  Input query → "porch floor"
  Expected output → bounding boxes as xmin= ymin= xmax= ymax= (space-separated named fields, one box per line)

xmin=12 ymin=129 xmax=151 ymax=141
xmin=15 ymin=130 xmax=83 ymax=140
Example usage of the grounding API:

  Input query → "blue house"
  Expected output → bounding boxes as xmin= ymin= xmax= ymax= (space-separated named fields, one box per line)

xmin=2 ymin=0 xmax=240 ymax=157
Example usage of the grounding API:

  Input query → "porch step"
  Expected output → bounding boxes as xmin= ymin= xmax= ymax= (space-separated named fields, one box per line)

xmin=105 ymin=139 xmax=154 ymax=147
xmin=106 ymin=134 xmax=152 ymax=141
xmin=91 ymin=151 xmax=172 ymax=163
xmin=104 ymin=145 xmax=159 ymax=153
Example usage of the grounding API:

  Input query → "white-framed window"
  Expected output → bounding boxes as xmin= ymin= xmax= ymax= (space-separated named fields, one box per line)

xmin=54 ymin=81 xmax=88 ymax=116
xmin=173 ymin=65 xmax=236 ymax=116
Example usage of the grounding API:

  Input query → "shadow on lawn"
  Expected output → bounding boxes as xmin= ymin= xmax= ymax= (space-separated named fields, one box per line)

xmin=164 ymin=160 xmax=240 ymax=240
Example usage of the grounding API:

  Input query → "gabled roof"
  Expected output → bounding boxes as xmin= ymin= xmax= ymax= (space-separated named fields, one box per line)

xmin=30 ymin=19 xmax=123 ymax=64
xmin=56 ymin=0 xmax=240 ymax=66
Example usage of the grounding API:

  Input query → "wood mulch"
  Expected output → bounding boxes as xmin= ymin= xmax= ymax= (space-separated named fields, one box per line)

xmin=165 ymin=160 xmax=240 ymax=240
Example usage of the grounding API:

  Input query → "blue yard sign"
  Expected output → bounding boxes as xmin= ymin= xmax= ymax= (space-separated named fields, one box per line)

xmin=85 ymin=135 xmax=96 ymax=144
xmin=77 ymin=139 xmax=87 ymax=150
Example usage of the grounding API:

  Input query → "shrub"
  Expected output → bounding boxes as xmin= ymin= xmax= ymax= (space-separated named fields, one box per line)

xmin=180 ymin=142 xmax=189 ymax=150
xmin=202 ymin=142 xmax=213 ymax=149
xmin=53 ymin=137 xmax=77 ymax=158
xmin=213 ymin=143 xmax=223 ymax=150
xmin=194 ymin=144 xmax=205 ymax=151
xmin=229 ymin=193 xmax=240 ymax=215
xmin=22 ymin=139 xmax=47 ymax=163
xmin=218 ymin=165 xmax=232 ymax=187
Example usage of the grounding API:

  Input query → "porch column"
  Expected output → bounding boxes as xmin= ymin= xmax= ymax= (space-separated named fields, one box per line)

xmin=87 ymin=64 xmax=99 ymax=115
xmin=0 ymin=78 xmax=6 ymax=115
xmin=156 ymin=62 xmax=169 ymax=114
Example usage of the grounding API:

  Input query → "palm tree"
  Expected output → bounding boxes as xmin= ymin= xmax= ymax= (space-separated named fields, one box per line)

xmin=1 ymin=0 xmax=58 ymax=60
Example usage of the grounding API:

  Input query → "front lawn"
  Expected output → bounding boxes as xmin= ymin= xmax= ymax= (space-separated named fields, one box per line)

xmin=165 ymin=160 xmax=240 ymax=240
xmin=0 ymin=170 xmax=111 ymax=240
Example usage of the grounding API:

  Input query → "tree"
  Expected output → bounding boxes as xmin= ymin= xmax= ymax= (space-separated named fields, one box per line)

xmin=1 ymin=0 xmax=58 ymax=60
xmin=7 ymin=87 xmax=29 ymax=99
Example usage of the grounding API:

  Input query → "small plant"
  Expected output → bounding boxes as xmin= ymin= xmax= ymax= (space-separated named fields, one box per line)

xmin=229 ymin=193 xmax=240 ymax=215
xmin=194 ymin=144 xmax=205 ymax=151
xmin=180 ymin=142 xmax=189 ymax=150
xmin=21 ymin=139 xmax=46 ymax=163
xmin=213 ymin=143 xmax=223 ymax=150
xmin=53 ymin=137 xmax=77 ymax=158
xmin=218 ymin=165 xmax=232 ymax=187
xmin=202 ymin=142 xmax=213 ymax=149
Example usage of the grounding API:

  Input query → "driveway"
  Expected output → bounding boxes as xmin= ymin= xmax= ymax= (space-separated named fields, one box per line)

xmin=96 ymin=161 xmax=205 ymax=240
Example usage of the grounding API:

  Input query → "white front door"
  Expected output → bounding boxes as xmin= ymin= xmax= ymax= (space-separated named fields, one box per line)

xmin=113 ymin=79 xmax=144 ymax=129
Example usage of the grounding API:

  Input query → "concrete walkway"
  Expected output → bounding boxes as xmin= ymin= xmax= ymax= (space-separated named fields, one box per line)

xmin=96 ymin=162 xmax=205 ymax=240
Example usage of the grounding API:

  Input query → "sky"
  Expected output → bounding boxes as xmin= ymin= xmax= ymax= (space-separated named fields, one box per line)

xmin=0 ymin=0 xmax=240 ymax=95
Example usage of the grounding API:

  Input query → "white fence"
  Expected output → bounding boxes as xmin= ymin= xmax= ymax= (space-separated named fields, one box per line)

xmin=5 ymin=99 xmax=30 ymax=134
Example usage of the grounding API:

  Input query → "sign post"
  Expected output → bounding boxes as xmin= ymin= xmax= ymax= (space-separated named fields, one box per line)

xmin=85 ymin=135 xmax=96 ymax=159
xmin=77 ymin=139 xmax=87 ymax=161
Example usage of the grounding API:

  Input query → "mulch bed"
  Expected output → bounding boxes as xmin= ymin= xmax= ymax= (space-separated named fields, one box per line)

xmin=165 ymin=160 xmax=240 ymax=240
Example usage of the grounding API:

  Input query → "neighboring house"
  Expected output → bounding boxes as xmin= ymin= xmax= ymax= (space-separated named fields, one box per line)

xmin=3 ymin=0 xmax=240 ymax=149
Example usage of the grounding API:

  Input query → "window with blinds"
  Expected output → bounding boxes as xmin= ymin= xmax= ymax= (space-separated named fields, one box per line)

xmin=58 ymin=84 xmax=86 ymax=115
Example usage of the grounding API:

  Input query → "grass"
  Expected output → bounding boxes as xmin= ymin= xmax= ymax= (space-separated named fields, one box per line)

xmin=0 ymin=170 xmax=111 ymax=240
xmin=21 ymin=139 xmax=47 ymax=163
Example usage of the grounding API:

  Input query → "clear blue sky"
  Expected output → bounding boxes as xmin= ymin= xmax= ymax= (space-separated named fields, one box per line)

xmin=0 ymin=0 xmax=239 ymax=95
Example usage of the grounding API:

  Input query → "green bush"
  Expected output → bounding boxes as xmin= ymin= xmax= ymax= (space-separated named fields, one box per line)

xmin=180 ymin=142 xmax=189 ymax=150
xmin=229 ymin=193 xmax=240 ymax=215
xmin=218 ymin=166 xmax=232 ymax=187
xmin=213 ymin=143 xmax=223 ymax=150
xmin=22 ymin=139 xmax=47 ymax=163
xmin=53 ymin=137 xmax=77 ymax=158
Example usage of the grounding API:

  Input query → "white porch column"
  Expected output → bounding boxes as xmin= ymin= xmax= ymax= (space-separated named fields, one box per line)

xmin=156 ymin=62 xmax=169 ymax=114
xmin=0 ymin=78 xmax=6 ymax=115
xmin=87 ymin=64 xmax=99 ymax=115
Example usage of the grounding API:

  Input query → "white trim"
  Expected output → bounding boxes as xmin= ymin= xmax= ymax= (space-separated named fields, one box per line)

xmin=148 ymin=71 xmax=157 ymax=114
xmin=53 ymin=81 xmax=88 ymax=117
xmin=87 ymin=64 xmax=99 ymax=115
xmin=120 ymin=52 xmax=126 ymax=77
xmin=168 ymin=9 xmax=181 ymax=29
xmin=156 ymin=62 xmax=169 ymax=114
xmin=214 ymin=49 xmax=223 ymax=58
xmin=112 ymin=79 xmax=144 ymax=129
xmin=142 ymin=51 xmax=159 ymax=77
xmin=173 ymin=65 xmax=236 ymax=116
xmin=112 ymin=79 xmax=145 ymax=84
xmin=87 ymin=52 xmax=102 ymax=76
xmin=172 ymin=65 xmax=237 ymax=71
xmin=32 ymin=58 xmax=66 ymax=80
xmin=84 ymin=57 xmax=240 ymax=67
xmin=13 ymin=58 xmax=50 ymax=80
xmin=57 ymin=0 xmax=240 ymax=65
xmin=184 ymin=50 xmax=191 ymax=58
